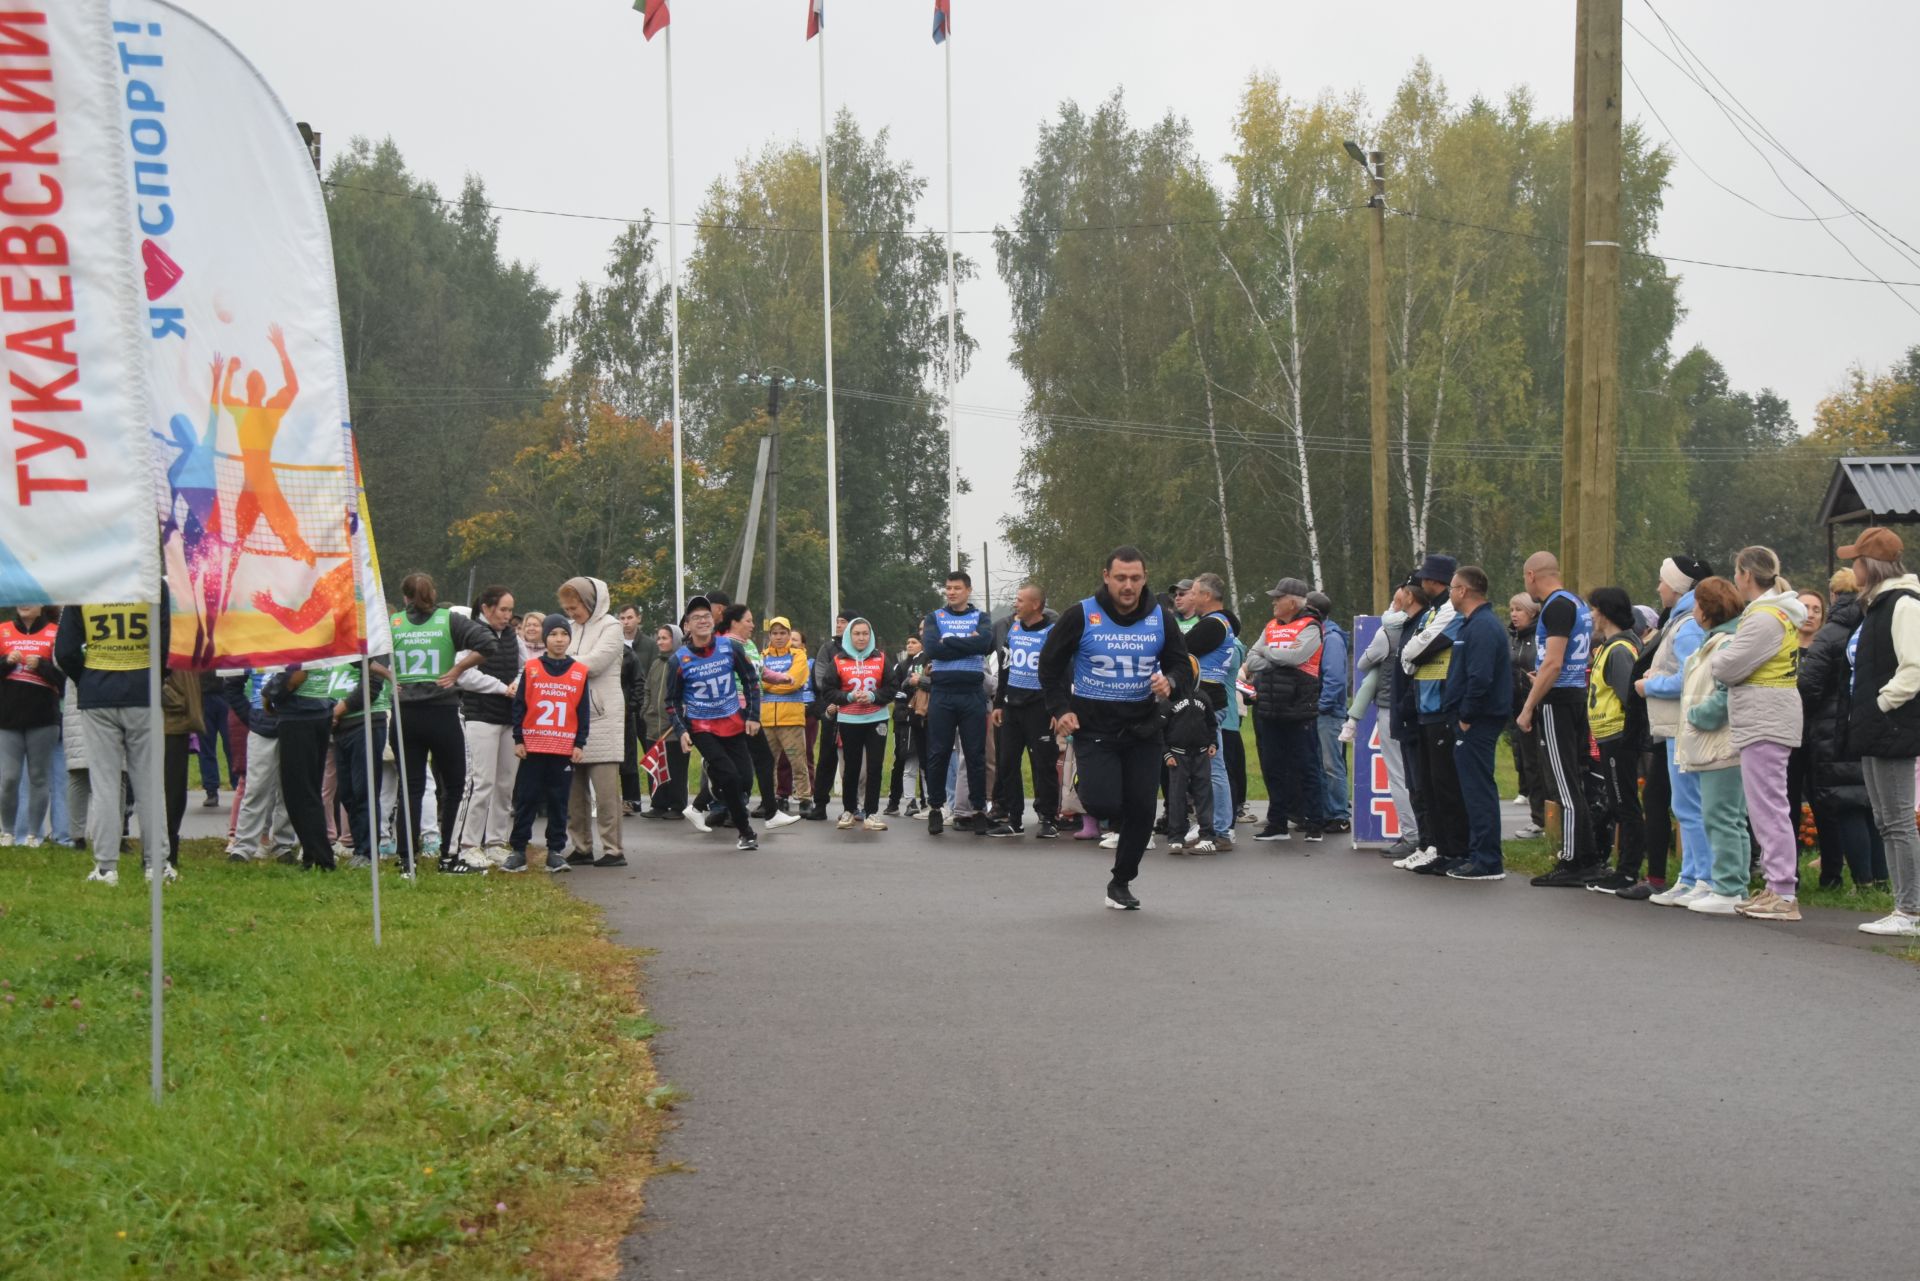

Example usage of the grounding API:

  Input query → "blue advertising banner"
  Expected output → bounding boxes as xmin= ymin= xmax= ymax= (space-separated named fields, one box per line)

xmin=1349 ymin=615 xmax=1405 ymax=848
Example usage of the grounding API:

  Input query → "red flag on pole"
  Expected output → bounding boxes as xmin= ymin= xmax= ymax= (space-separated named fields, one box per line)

xmin=806 ymin=0 xmax=824 ymax=40
xmin=642 ymin=736 xmax=671 ymax=787
xmin=933 ymin=0 xmax=950 ymax=44
xmin=635 ymin=0 xmax=670 ymax=41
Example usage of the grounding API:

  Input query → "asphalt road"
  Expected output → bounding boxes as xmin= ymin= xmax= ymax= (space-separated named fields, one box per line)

xmin=563 ymin=805 xmax=1920 ymax=1281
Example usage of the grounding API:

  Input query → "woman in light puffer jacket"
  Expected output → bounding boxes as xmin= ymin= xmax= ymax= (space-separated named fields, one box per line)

xmin=1675 ymin=577 xmax=1749 ymax=915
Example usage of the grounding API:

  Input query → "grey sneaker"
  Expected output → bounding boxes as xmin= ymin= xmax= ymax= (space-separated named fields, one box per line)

xmin=501 ymin=850 xmax=529 ymax=873
xmin=543 ymin=851 xmax=570 ymax=874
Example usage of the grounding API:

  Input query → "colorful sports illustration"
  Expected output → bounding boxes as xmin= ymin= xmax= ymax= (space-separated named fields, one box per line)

xmin=154 ymin=321 xmax=355 ymax=668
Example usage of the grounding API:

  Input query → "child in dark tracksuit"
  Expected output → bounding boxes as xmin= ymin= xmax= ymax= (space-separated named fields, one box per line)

xmin=504 ymin=614 xmax=591 ymax=873
xmin=1163 ymin=690 xmax=1219 ymax=853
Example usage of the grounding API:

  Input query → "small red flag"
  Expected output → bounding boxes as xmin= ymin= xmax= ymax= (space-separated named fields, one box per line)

xmin=636 ymin=0 xmax=670 ymax=41
xmin=806 ymin=0 xmax=824 ymax=40
xmin=642 ymin=736 xmax=671 ymax=786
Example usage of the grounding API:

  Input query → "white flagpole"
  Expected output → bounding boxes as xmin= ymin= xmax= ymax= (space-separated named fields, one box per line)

xmin=146 ymin=601 xmax=166 ymax=1104
xmin=360 ymin=654 xmax=381 ymax=944
xmin=817 ymin=23 xmax=840 ymax=624
xmin=944 ymin=27 xmax=959 ymax=575
xmin=390 ymin=687 xmax=417 ymax=880
xmin=666 ymin=25 xmax=686 ymax=621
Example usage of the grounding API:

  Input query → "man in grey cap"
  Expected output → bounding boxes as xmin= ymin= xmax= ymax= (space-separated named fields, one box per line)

xmin=1242 ymin=576 xmax=1327 ymax=842
xmin=1173 ymin=578 xmax=1197 ymax=621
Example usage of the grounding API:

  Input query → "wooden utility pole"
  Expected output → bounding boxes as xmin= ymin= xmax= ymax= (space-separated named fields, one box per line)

xmin=1577 ymin=0 xmax=1623 ymax=592
xmin=1366 ymin=150 xmax=1391 ymax=607
xmin=1559 ymin=0 xmax=1589 ymax=589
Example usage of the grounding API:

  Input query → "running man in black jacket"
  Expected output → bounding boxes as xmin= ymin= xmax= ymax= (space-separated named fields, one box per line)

xmin=1038 ymin=546 xmax=1193 ymax=910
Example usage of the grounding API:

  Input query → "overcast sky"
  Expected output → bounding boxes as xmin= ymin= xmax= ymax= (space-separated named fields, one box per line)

xmin=182 ymin=0 xmax=1920 ymax=593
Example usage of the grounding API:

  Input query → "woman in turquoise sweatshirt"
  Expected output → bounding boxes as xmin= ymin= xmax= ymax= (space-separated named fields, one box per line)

xmin=823 ymin=619 xmax=899 ymax=831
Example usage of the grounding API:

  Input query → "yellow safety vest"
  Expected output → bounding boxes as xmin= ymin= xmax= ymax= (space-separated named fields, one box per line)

xmin=80 ymin=604 xmax=152 ymax=671
xmin=1587 ymin=633 xmax=1639 ymax=740
xmin=1743 ymin=604 xmax=1799 ymax=689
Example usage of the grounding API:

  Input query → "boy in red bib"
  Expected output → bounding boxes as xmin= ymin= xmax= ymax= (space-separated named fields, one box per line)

xmin=503 ymin=614 xmax=592 ymax=873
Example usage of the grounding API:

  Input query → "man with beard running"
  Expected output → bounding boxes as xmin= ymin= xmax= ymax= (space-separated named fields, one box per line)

xmin=1037 ymin=546 xmax=1193 ymax=910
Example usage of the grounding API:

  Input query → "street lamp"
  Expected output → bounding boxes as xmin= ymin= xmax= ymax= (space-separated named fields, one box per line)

xmin=1343 ymin=139 xmax=1390 ymax=606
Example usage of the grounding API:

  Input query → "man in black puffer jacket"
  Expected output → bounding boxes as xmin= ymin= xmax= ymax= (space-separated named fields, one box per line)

xmin=1242 ymin=577 xmax=1327 ymax=842
xmin=1798 ymin=586 xmax=1886 ymax=889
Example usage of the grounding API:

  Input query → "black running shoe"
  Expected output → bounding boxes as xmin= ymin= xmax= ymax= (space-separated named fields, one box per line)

xmin=566 ymin=850 xmax=594 ymax=866
xmin=803 ymin=804 xmax=828 ymax=821
xmin=1104 ymin=880 xmax=1141 ymax=911
xmin=1446 ymin=862 xmax=1507 ymax=882
xmin=986 ymin=821 xmax=1018 ymax=837
xmin=593 ymin=852 xmax=629 ymax=868
xmin=440 ymin=856 xmax=489 ymax=875
xmin=1415 ymin=855 xmax=1465 ymax=877
xmin=1585 ymin=871 xmax=1635 ymax=894
xmin=1035 ymin=820 xmax=1060 ymax=840
xmin=1302 ymin=828 xmax=1326 ymax=843
xmin=1324 ymin=818 xmax=1352 ymax=834
xmin=1254 ymin=825 xmax=1290 ymax=842
xmin=736 ymin=834 xmax=759 ymax=851
xmin=928 ymin=806 xmax=945 ymax=835
xmin=1530 ymin=863 xmax=1590 ymax=888
xmin=1617 ymin=880 xmax=1657 ymax=900
xmin=642 ymin=808 xmax=681 ymax=821
xmin=883 ymin=805 xmax=901 ymax=817
xmin=1382 ymin=837 xmax=1419 ymax=860
xmin=201 ymin=793 xmax=220 ymax=809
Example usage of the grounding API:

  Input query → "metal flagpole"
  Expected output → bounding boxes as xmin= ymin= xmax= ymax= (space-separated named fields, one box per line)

xmin=818 ymin=24 xmax=840 ymax=624
xmin=390 ymin=681 xmax=417 ymax=880
xmin=943 ymin=27 xmax=959 ymax=575
xmin=360 ymin=654 xmax=382 ymax=943
xmin=666 ymin=24 xmax=686 ymax=621
xmin=146 ymin=601 xmax=166 ymax=1104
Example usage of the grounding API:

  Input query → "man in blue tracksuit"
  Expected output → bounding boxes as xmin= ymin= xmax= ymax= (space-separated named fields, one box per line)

xmin=1309 ymin=591 xmax=1351 ymax=831
xmin=1441 ymin=566 xmax=1513 ymax=880
xmin=920 ymin=570 xmax=996 ymax=835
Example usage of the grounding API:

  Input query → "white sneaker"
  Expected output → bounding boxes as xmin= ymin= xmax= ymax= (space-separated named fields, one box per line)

xmin=1687 ymin=890 xmax=1742 ymax=915
xmin=1858 ymin=911 xmax=1920 ymax=937
xmin=85 ymin=864 xmax=118 ymax=886
xmin=21 ymin=833 xmax=43 ymax=848
xmin=1097 ymin=832 xmax=1156 ymax=851
xmin=767 ymin=811 xmax=802 ymax=832
xmin=835 ymin=811 xmax=857 ymax=831
xmin=144 ymin=863 xmax=180 ymax=885
xmin=1399 ymin=846 xmax=1440 ymax=871
xmin=1675 ymin=881 xmax=1716 ymax=906
xmin=0 ymin=832 xmax=12 ymax=847
xmin=1647 ymin=880 xmax=1693 ymax=906
xmin=862 ymin=815 xmax=888 ymax=832
xmin=688 ymin=809 xmax=712 ymax=834
xmin=1184 ymin=823 xmax=1200 ymax=845
xmin=1513 ymin=824 xmax=1546 ymax=840
xmin=1510 ymin=795 xmax=1525 ymax=805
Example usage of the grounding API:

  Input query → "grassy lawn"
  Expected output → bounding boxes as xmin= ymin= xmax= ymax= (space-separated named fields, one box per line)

xmin=0 ymin=839 xmax=661 ymax=1280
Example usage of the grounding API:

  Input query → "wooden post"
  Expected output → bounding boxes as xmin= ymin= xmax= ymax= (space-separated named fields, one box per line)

xmin=1578 ymin=0 xmax=1623 ymax=592
xmin=1367 ymin=150 xmax=1391 ymax=607
xmin=1559 ymin=0 xmax=1589 ymax=589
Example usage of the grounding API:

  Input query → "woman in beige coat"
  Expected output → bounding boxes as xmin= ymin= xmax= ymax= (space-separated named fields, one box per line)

xmin=560 ymin=577 xmax=628 ymax=867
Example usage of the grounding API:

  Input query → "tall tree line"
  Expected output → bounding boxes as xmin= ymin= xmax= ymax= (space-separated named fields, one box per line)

xmin=996 ymin=64 xmax=1862 ymax=613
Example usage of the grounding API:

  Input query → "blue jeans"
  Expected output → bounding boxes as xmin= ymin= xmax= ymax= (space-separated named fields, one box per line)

xmin=1317 ymin=711 xmax=1350 ymax=821
xmin=925 ymin=684 xmax=987 ymax=812
xmin=1209 ymin=714 xmax=1233 ymax=834
xmin=1452 ymin=718 xmax=1505 ymax=869
xmin=1666 ymin=739 xmax=1710 ymax=885
xmin=198 ymin=689 xmax=234 ymax=795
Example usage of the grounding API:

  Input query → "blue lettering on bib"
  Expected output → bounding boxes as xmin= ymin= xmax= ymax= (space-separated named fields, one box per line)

xmin=1071 ymin=598 xmax=1165 ymax=702
xmin=1005 ymin=622 xmax=1051 ymax=690
xmin=930 ymin=608 xmax=987 ymax=674
xmin=1536 ymin=589 xmax=1593 ymax=689
xmin=677 ymin=637 xmax=741 ymax=721
xmin=1195 ymin=611 xmax=1235 ymax=685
